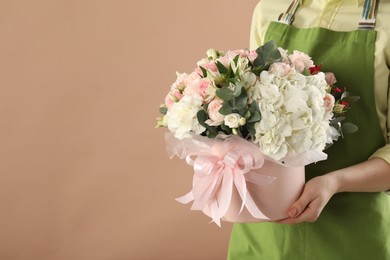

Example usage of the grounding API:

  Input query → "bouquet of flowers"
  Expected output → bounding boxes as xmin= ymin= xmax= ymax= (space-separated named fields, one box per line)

xmin=157 ymin=41 xmax=358 ymax=226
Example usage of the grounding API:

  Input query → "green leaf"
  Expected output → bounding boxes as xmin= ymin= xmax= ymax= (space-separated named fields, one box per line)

xmin=248 ymin=111 xmax=261 ymax=123
xmin=233 ymin=83 xmax=243 ymax=97
xmin=251 ymin=66 xmax=263 ymax=76
xmin=246 ymin=122 xmax=257 ymax=136
xmin=227 ymin=63 xmax=234 ymax=79
xmin=207 ymin=131 xmax=217 ymax=138
xmin=233 ymin=54 xmax=240 ymax=66
xmin=234 ymin=89 xmax=248 ymax=111
xmin=253 ymin=40 xmax=282 ymax=70
xmin=342 ymin=123 xmax=358 ymax=134
xmin=330 ymin=116 xmax=346 ymax=125
xmin=159 ymin=106 xmax=168 ymax=115
xmin=342 ymin=95 xmax=360 ymax=103
xmin=219 ymin=101 xmax=233 ymax=115
xmin=221 ymin=124 xmax=232 ymax=134
xmin=216 ymin=87 xmax=234 ymax=101
xmin=199 ymin=66 xmax=208 ymax=78
xmin=216 ymin=61 xmax=228 ymax=74
xmin=197 ymin=110 xmax=218 ymax=137
xmin=197 ymin=110 xmax=208 ymax=127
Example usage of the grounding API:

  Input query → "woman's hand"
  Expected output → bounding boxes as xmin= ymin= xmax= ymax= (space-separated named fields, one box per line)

xmin=276 ymin=174 xmax=338 ymax=224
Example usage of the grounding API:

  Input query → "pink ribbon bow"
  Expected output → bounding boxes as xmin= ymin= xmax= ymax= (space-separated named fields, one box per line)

xmin=166 ymin=133 xmax=276 ymax=226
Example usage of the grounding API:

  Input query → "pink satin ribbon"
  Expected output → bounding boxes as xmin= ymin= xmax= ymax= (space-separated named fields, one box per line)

xmin=166 ymin=133 xmax=276 ymax=226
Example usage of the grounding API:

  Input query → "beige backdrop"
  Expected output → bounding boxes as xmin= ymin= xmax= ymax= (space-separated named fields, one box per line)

xmin=0 ymin=1 xmax=257 ymax=259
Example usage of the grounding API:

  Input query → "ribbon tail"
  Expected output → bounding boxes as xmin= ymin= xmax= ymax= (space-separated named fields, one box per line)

xmin=245 ymin=171 xmax=276 ymax=186
xmin=208 ymin=199 xmax=221 ymax=227
xmin=233 ymin=172 xmax=247 ymax=214
xmin=216 ymin=168 xmax=234 ymax=219
xmin=175 ymin=191 xmax=194 ymax=204
xmin=191 ymin=174 xmax=220 ymax=210
xmin=243 ymin=191 xmax=269 ymax=220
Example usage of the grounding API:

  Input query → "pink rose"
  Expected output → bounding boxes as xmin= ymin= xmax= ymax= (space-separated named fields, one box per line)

xmin=324 ymin=72 xmax=337 ymax=86
xmin=269 ymin=62 xmax=294 ymax=78
xmin=205 ymin=98 xmax=225 ymax=126
xmin=248 ymin=50 xmax=257 ymax=63
xmin=165 ymin=90 xmax=183 ymax=109
xmin=227 ymin=49 xmax=249 ymax=59
xmin=198 ymin=79 xmax=212 ymax=97
xmin=183 ymin=71 xmax=201 ymax=86
xmin=184 ymin=78 xmax=212 ymax=99
xmin=323 ymin=93 xmax=335 ymax=112
xmin=289 ymin=51 xmax=314 ymax=73
xmin=195 ymin=61 xmax=218 ymax=76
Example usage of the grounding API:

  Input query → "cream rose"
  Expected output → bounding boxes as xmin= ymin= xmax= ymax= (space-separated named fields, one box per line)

xmin=224 ymin=113 xmax=242 ymax=128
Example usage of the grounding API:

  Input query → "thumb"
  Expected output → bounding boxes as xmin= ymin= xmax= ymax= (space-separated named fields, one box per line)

xmin=288 ymin=190 xmax=312 ymax=218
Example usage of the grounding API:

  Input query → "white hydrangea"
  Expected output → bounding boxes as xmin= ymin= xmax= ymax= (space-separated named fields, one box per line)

xmin=166 ymin=94 xmax=205 ymax=140
xmin=251 ymin=71 xmax=335 ymax=161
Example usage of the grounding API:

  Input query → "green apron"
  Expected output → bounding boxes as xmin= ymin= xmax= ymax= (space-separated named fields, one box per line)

xmin=228 ymin=1 xmax=390 ymax=259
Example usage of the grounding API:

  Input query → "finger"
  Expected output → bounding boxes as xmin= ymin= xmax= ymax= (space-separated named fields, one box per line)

xmin=280 ymin=198 xmax=323 ymax=224
xmin=287 ymin=188 xmax=313 ymax=218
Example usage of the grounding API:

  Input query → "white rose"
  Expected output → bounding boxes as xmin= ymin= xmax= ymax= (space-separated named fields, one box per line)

xmin=224 ymin=113 xmax=242 ymax=128
xmin=166 ymin=94 xmax=205 ymax=139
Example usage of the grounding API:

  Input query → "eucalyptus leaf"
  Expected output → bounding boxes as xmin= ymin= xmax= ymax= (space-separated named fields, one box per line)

xmin=219 ymin=101 xmax=233 ymax=115
xmin=159 ymin=106 xmax=168 ymax=115
xmin=342 ymin=96 xmax=360 ymax=103
xmin=216 ymin=87 xmax=234 ymax=101
xmin=248 ymin=111 xmax=261 ymax=123
xmin=341 ymin=91 xmax=349 ymax=99
xmin=197 ymin=110 xmax=208 ymax=127
xmin=233 ymin=82 xmax=243 ymax=97
xmin=246 ymin=122 xmax=256 ymax=136
xmin=253 ymin=40 xmax=281 ymax=70
xmin=221 ymin=124 xmax=232 ymax=134
xmin=235 ymin=90 xmax=248 ymax=111
xmin=330 ymin=116 xmax=346 ymax=124
xmin=342 ymin=123 xmax=358 ymax=134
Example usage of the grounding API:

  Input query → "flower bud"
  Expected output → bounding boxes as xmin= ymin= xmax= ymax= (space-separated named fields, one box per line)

xmin=239 ymin=117 xmax=246 ymax=126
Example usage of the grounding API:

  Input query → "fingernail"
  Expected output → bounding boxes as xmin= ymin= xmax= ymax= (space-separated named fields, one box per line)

xmin=289 ymin=208 xmax=298 ymax=218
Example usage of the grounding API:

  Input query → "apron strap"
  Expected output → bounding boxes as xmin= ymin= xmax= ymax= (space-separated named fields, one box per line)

xmin=278 ymin=0 xmax=380 ymax=30
xmin=358 ymin=0 xmax=380 ymax=30
xmin=278 ymin=0 xmax=301 ymax=25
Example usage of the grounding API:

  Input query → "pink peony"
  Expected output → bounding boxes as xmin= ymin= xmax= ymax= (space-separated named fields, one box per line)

xmin=289 ymin=50 xmax=314 ymax=73
xmin=269 ymin=62 xmax=294 ymax=78
xmin=324 ymin=72 xmax=337 ymax=86
xmin=323 ymin=93 xmax=335 ymax=112
xmin=205 ymin=98 xmax=225 ymax=126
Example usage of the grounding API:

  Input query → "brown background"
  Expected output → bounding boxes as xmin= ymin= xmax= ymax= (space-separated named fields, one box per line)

xmin=0 ymin=1 xmax=257 ymax=259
